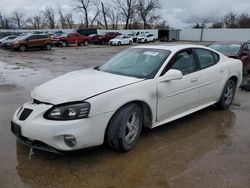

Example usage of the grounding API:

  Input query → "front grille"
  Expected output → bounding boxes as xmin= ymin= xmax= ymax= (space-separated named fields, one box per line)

xmin=19 ymin=108 xmax=33 ymax=121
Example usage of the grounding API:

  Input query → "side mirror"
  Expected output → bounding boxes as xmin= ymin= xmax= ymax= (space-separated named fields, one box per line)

xmin=158 ymin=69 xmax=183 ymax=82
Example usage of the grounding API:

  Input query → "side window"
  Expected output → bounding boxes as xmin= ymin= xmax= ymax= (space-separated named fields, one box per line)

xmin=212 ymin=52 xmax=220 ymax=63
xmin=68 ymin=34 xmax=74 ymax=37
xmin=242 ymin=44 xmax=249 ymax=52
xmin=27 ymin=35 xmax=37 ymax=40
xmin=247 ymin=43 xmax=250 ymax=50
xmin=171 ymin=50 xmax=196 ymax=75
xmin=195 ymin=49 xmax=216 ymax=69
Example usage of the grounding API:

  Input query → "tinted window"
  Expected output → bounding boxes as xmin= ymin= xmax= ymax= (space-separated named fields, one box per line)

xmin=209 ymin=43 xmax=240 ymax=55
xmin=37 ymin=35 xmax=47 ymax=39
xmin=195 ymin=49 xmax=216 ymax=69
xmin=247 ymin=43 xmax=250 ymax=50
xmin=212 ymin=52 xmax=220 ymax=63
xmin=242 ymin=44 xmax=249 ymax=52
xmin=171 ymin=50 xmax=196 ymax=75
xmin=27 ymin=35 xmax=37 ymax=40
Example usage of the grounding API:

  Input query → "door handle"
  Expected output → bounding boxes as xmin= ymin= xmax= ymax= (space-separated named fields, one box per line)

xmin=191 ymin=78 xmax=198 ymax=83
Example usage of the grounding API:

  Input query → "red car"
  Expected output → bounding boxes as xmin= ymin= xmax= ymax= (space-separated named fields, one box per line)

xmin=52 ymin=32 xmax=91 ymax=47
xmin=93 ymin=32 xmax=120 ymax=45
xmin=209 ymin=41 xmax=250 ymax=74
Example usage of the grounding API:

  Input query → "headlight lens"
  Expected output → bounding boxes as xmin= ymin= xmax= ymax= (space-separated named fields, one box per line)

xmin=44 ymin=102 xmax=90 ymax=120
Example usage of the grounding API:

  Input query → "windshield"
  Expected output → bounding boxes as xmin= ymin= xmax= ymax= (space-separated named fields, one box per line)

xmin=209 ymin=44 xmax=241 ymax=55
xmin=99 ymin=48 xmax=171 ymax=78
xmin=15 ymin=34 xmax=31 ymax=41
xmin=114 ymin=36 xmax=123 ymax=39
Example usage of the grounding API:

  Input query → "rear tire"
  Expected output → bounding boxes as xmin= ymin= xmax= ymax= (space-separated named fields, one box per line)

xmin=18 ymin=44 xmax=26 ymax=52
xmin=45 ymin=43 xmax=52 ymax=50
xmin=84 ymin=40 xmax=89 ymax=46
xmin=61 ymin=41 xmax=67 ymax=47
xmin=118 ymin=41 xmax=121 ymax=46
xmin=107 ymin=103 xmax=142 ymax=152
xmin=216 ymin=79 xmax=236 ymax=109
xmin=129 ymin=41 xmax=132 ymax=45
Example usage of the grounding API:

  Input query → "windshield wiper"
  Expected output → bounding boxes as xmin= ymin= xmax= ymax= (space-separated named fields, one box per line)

xmin=93 ymin=66 xmax=100 ymax=71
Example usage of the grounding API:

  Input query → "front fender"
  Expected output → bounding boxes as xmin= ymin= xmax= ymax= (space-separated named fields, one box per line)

xmin=86 ymin=79 xmax=157 ymax=123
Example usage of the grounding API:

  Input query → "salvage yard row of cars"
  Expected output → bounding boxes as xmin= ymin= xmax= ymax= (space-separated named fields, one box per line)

xmin=0 ymin=31 xmax=157 ymax=51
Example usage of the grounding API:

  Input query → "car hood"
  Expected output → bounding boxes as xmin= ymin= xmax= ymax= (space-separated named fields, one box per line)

xmin=31 ymin=68 xmax=143 ymax=105
xmin=110 ymin=39 xmax=121 ymax=42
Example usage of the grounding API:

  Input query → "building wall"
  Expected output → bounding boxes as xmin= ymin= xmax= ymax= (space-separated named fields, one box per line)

xmin=180 ymin=29 xmax=250 ymax=41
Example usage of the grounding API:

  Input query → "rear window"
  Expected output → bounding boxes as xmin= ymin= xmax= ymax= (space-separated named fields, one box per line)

xmin=195 ymin=49 xmax=217 ymax=69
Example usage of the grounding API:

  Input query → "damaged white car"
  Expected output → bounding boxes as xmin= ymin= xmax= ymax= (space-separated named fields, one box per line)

xmin=11 ymin=44 xmax=242 ymax=153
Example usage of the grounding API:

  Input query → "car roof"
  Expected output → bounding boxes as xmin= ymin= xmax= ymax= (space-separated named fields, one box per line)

xmin=133 ymin=44 xmax=210 ymax=52
xmin=211 ymin=41 xmax=245 ymax=45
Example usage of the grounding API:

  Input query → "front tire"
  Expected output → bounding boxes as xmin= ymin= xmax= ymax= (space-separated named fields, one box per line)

xmin=216 ymin=79 xmax=236 ymax=109
xmin=18 ymin=44 xmax=26 ymax=52
xmin=107 ymin=103 xmax=142 ymax=152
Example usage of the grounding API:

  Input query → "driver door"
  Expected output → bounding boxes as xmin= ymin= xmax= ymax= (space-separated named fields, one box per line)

xmin=157 ymin=49 xmax=200 ymax=122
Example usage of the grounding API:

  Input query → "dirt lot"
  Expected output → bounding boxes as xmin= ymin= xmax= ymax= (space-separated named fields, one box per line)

xmin=0 ymin=42 xmax=250 ymax=188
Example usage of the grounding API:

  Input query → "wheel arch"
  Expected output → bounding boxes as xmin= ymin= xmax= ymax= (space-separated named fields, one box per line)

xmin=228 ymin=75 xmax=238 ymax=86
xmin=104 ymin=100 xmax=153 ymax=142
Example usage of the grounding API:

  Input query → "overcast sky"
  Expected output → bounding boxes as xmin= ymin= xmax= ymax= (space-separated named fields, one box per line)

xmin=0 ymin=0 xmax=250 ymax=28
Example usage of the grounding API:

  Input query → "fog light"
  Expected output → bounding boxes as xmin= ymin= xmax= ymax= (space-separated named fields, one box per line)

xmin=64 ymin=135 xmax=77 ymax=148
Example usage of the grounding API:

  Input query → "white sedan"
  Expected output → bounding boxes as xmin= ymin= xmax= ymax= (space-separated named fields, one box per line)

xmin=11 ymin=44 xmax=242 ymax=153
xmin=109 ymin=35 xmax=133 ymax=46
xmin=137 ymin=34 xmax=156 ymax=43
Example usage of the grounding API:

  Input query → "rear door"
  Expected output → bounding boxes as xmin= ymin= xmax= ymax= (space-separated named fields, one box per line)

xmin=67 ymin=33 xmax=75 ymax=44
xmin=194 ymin=48 xmax=224 ymax=106
xmin=157 ymin=49 xmax=200 ymax=122
xmin=26 ymin=35 xmax=38 ymax=47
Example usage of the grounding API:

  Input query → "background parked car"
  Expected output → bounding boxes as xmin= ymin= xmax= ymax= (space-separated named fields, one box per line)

xmin=74 ymin=28 xmax=97 ymax=36
xmin=9 ymin=34 xmax=53 ymax=52
xmin=109 ymin=35 xmax=133 ymax=46
xmin=93 ymin=32 xmax=120 ymax=45
xmin=137 ymin=34 xmax=156 ymax=43
xmin=208 ymin=41 xmax=250 ymax=74
xmin=52 ymin=32 xmax=91 ymax=47
xmin=0 ymin=35 xmax=18 ymax=48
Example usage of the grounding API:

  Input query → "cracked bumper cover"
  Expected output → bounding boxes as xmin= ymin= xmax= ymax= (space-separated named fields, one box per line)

xmin=11 ymin=102 xmax=114 ymax=152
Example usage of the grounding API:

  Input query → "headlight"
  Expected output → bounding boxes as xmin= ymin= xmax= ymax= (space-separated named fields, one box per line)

xmin=44 ymin=102 xmax=90 ymax=120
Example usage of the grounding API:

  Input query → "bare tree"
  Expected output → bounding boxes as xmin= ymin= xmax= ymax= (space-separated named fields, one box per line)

xmin=0 ymin=12 xmax=12 ymax=29
xmin=237 ymin=13 xmax=250 ymax=28
xmin=210 ymin=21 xmax=223 ymax=28
xmin=107 ymin=8 xmax=120 ymax=29
xmin=74 ymin=0 xmax=91 ymax=28
xmin=11 ymin=11 xmax=26 ymax=29
xmin=27 ymin=12 xmax=43 ymax=29
xmin=43 ymin=7 xmax=56 ymax=29
xmin=223 ymin=12 xmax=238 ymax=28
xmin=101 ymin=2 xmax=108 ymax=29
xmin=65 ymin=13 xmax=74 ymax=29
xmin=136 ymin=0 xmax=161 ymax=29
xmin=154 ymin=20 xmax=168 ymax=29
xmin=58 ymin=7 xmax=67 ymax=29
xmin=115 ymin=0 xmax=137 ymax=29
